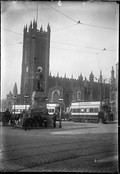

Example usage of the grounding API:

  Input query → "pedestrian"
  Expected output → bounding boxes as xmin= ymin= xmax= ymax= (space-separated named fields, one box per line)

xmin=53 ymin=111 xmax=57 ymax=128
xmin=23 ymin=114 xmax=30 ymax=131
xmin=4 ymin=108 xmax=12 ymax=126
xmin=43 ymin=116 xmax=47 ymax=128
xmin=34 ymin=114 xmax=38 ymax=127
xmin=98 ymin=109 xmax=104 ymax=123
xmin=38 ymin=115 xmax=42 ymax=127
xmin=109 ymin=111 xmax=113 ymax=121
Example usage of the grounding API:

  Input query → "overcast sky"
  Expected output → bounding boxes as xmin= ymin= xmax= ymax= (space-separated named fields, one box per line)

xmin=1 ymin=1 xmax=119 ymax=99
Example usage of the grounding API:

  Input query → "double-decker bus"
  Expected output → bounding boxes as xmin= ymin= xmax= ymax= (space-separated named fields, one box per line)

xmin=46 ymin=103 xmax=65 ymax=120
xmin=46 ymin=103 xmax=59 ymax=115
xmin=11 ymin=105 xmax=30 ymax=115
xmin=70 ymin=101 xmax=101 ymax=123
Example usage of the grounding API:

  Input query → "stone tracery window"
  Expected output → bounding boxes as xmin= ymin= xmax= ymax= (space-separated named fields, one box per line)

xmin=77 ymin=91 xmax=81 ymax=101
xmin=52 ymin=90 xmax=60 ymax=103
xmin=72 ymin=92 xmax=76 ymax=102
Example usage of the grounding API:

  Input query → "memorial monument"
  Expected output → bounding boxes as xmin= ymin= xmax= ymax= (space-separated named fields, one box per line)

xmin=31 ymin=66 xmax=52 ymax=127
xmin=31 ymin=66 xmax=47 ymax=112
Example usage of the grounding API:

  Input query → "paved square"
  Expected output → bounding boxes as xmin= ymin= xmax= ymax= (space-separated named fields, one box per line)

xmin=0 ymin=121 xmax=118 ymax=172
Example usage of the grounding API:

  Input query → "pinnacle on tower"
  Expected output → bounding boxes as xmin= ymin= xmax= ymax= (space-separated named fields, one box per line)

xmin=40 ymin=25 xmax=43 ymax=32
xmin=47 ymin=23 xmax=51 ymax=32
xmin=111 ymin=66 xmax=114 ymax=79
xmin=79 ymin=73 xmax=83 ymax=81
xmin=33 ymin=18 xmax=37 ymax=29
xmin=24 ymin=25 xmax=27 ymax=33
xmin=13 ymin=82 xmax=18 ymax=96
xmin=71 ymin=74 xmax=73 ymax=79
xmin=64 ymin=73 xmax=66 ymax=78
xmin=89 ymin=71 xmax=94 ymax=82
xmin=29 ymin=21 xmax=32 ymax=29
xmin=99 ymin=70 xmax=102 ymax=83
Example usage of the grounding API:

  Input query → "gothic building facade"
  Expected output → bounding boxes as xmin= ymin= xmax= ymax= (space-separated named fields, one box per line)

xmin=5 ymin=20 xmax=116 ymax=113
xmin=47 ymin=71 xmax=110 ymax=109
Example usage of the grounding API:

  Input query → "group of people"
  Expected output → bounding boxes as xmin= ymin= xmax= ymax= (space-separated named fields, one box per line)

xmin=22 ymin=109 xmax=60 ymax=130
xmin=2 ymin=108 xmax=20 ymax=126
xmin=98 ymin=109 xmax=113 ymax=123
xmin=22 ymin=113 xmax=48 ymax=131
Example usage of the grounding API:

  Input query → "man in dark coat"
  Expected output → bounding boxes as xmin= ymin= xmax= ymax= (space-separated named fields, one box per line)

xmin=4 ymin=108 xmax=12 ymax=126
xmin=53 ymin=111 xmax=57 ymax=128
xmin=98 ymin=109 xmax=104 ymax=123
xmin=23 ymin=115 xmax=30 ymax=131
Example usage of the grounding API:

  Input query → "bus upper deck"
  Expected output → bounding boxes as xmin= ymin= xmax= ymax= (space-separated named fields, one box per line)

xmin=70 ymin=101 xmax=101 ymax=123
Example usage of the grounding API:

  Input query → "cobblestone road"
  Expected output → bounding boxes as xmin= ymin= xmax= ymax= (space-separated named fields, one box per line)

xmin=0 ymin=121 xmax=118 ymax=172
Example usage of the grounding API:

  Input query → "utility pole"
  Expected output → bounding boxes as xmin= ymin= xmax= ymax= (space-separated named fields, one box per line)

xmin=13 ymin=95 xmax=17 ymax=117
xmin=59 ymin=98 xmax=63 ymax=128
xmin=24 ymin=94 xmax=28 ymax=112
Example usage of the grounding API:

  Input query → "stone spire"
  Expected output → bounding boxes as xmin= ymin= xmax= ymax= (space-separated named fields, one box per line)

xmin=64 ymin=73 xmax=66 ymax=78
xmin=57 ymin=72 xmax=59 ymax=77
xmin=33 ymin=18 xmax=37 ymax=29
xmin=84 ymin=77 xmax=88 ymax=87
xmin=79 ymin=73 xmax=83 ymax=82
xmin=24 ymin=25 xmax=27 ymax=33
xmin=29 ymin=21 xmax=32 ymax=30
xmin=47 ymin=23 xmax=51 ymax=32
xmin=99 ymin=70 xmax=102 ymax=83
xmin=71 ymin=74 xmax=73 ymax=79
xmin=111 ymin=66 xmax=115 ymax=79
xmin=13 ymin=82 xmax=18 ymax=96
xmin=89 ymin=71 xmax=94 ymax=82
xmin=40 ymin=25 xmax=43 ymax=32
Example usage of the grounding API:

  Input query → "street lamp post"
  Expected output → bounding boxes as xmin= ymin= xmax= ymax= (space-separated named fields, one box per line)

xmin=94 ymin=77 xmax=111 ymax=111
xmin=103 ymin=78 xmax=111 ymax=100
xmin=94 ymin=77 xmax=102 ymax=110
xmin=45 ymin=98 xmax=49 ymax=112
xmin=13 ymin=95 xmax=17 ymax=118
xmin=59 ymin=98 xmax=63 ymax=128
xmin=24 ymin=94 xmax=28 ymax=112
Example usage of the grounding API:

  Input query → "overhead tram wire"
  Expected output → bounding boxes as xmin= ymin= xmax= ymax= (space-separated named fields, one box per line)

xmin=2 ymin=27 xmax=22 ymax=36
xmin=1 ymin=27 xmax=101 ymax=51
xmin=50 ymin=46 xmax=97 ymax=54
xmin=2 ymin=40 xmax=97 ymax=54
xmin=2 ymin=42 xmax=22 ymax=47
xmin=52 ymin=23 xmax=78 ymax=33
xmin=51 ymin=40 xmax=102 ymax=51
xmin=43 ymin=2 xmax=77 ymax=23
xmin=79 ymin=22 xmax=117 ymax=31
xmin=2 ymin=27 xmax=117 ymax=52
xmin=43 ymin=2 xmax=117 ymax=31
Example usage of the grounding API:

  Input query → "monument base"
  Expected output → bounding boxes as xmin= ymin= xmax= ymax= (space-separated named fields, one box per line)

xmin=30 ymin=91 xmax=53 ymax=128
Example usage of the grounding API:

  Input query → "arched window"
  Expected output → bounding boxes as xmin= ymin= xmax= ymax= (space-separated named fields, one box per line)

xmin=64 ymin=93 xmax=70 ymax=107
xmin=77 ymin=91 xmax=81 ymax=101
xmin=52 ymin=90 xmax=60 ymax=102
xmin=72 ymin=92 xmax=76 ymax=102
